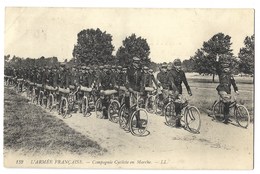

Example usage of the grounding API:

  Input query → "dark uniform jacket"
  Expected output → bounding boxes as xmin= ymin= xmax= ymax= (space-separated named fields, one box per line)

xmin=216 ymin=64 xmax=238 ymax=94
xmin=100 ymin=71 xmax=115 ymax=90
xmin=143 ymin=73 xmax=158 ymax=88
xmin=59 ymin=70 xmax=70 ymax=88
xmin=116 ymin=72 xmax=128 ymax=86
xmin=157 ymin=71 xmax=170 ymax=89
xmin=127 ymin=66 xmax=144 ymax=92
xmin=168 ymin=68 xmax=190 ymax=94
xmin=69 ymin=71 xmax=80 ymax=86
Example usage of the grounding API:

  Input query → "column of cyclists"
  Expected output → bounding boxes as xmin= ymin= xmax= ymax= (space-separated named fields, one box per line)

xmin=4 ymin=56 xmax=250 ymax=136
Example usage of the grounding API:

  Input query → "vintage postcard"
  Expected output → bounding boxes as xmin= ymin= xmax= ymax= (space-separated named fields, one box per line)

xmin=3 ymin=8 xmax=254 ymax=169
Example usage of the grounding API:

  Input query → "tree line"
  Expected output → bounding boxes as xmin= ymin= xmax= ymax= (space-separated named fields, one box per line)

xmin=5 ymin=28 xmax=254 ymax=80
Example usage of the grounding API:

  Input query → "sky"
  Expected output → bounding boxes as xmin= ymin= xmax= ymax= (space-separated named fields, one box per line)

xmin=4 ymin=8 xmax=254 ymax=63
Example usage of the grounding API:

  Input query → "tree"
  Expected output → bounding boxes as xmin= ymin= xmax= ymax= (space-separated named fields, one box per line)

xmin=238 ymin=34 xmax=254 ymax=75
xmin=72 ymin=28 xmax=115 ymax=66
xmin=116 ymin=34 xmax=151 ymax=67
xmin=191 ymin=33 xmax=234 ymax=82
xmin=182 ymin=59 xmax=195 ymax=72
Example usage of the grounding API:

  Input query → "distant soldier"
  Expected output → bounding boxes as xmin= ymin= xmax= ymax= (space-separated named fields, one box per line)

xmin=216 ymin=54 xmax=239 ymax=124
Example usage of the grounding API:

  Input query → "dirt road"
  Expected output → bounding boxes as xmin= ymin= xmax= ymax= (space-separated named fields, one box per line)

xmin=44 ymin=105 xmax=253 ymax=169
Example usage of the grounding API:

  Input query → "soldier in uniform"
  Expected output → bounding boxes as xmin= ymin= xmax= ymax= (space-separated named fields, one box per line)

xmin=216 ymin=54 xmax=239 ymax=124
xmin=156 ymin=63 xmax=174 ymax=115
xmin=99 ymin=65 xmax=116 ymax=119
xmin=168 ymin=59 xmax=192 ymax=127
xmin=124 ymin=57 xmax=145 ymax=130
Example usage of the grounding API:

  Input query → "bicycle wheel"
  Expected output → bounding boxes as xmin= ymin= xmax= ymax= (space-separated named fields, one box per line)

xmin=145 ymin=96 xmax=155 ymax=114
xmin=129 ymin=108 xmax=149 ymax=136
xmin=213 ymin=100 xmax=225 ymax=122
xmin=108 ymin=100 xmax=120 ymax=123
xmin=95 ymin=98 xmax=104 ymax=119
xmin=184 ymin=106 xmax=201 ymax=134
xmin=88 ymin=94 xmax=95 ymax=111
xmin=154 ymin=96 xmax=164 ymax=115
xmin=31 ymin=88 xmax=37 ymax=104
xmin=47 ymin=94 xmax=54 ymax=111
xmin=60 ymin=98 xmax=68 ymax=118
xmin=164 ymin=102 xmax=176 ymax=127
xmin=119 ymin=104 xmax=128 ymax=129
xmin=38 ymin=91 xmax=44 ymax=106
xmin=82 ymin=97 xmax=91 ymax=117
xmin=235 ymin=105 xmax=250 ymax=128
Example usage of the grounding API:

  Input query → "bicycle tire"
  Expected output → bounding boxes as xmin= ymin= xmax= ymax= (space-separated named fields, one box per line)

xmin=235 ymin=104 xmax=250 ymax=128
xmin=185 ymin=106 xmax=201 ymax=134
xmin=213 ymin=100 xmax=225 ymax=122
xmin=95 ymin=98 xmax=104 ymax=119
xmin=47 ymin=94 xmax=54 ymax=111
xmin=154 ymin=96 xmax=164 ymax=115
xmin=108 ymin=100 xmax=120 ymax=123
xmin=119 ymin=104 xmax=128 ymax=129
xmin=129 ymin=108 xmax=149 ymax=136
xmin=164 ymin=102 xmax=176 ymax=127
xmin=60 ymin=97 xmax=68 ymax=118
xmin=82 ymin=97 xmax=91 ymax=117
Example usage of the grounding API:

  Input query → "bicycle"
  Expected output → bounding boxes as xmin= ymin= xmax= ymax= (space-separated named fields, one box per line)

xmin=59 ymin=87 xmax=75 ymax=119
xmin=212 ymin=93 xmax=250 ymax=128
xmin=95 ymin=89 xmax=118 ymax=119
xmin=80 ymin=86 xmax=96 ymax=117
xmin=107 ymin=86 xmax=127 ymax=123
xmin=37 ymin=84 xmax=45 ymax=107
xmin=15 ymin=78 xmax=24 ymax=93
xmin=46 ymin=85 xmax=58 ymax=112
xmin=144 ymin=87 xmax=157 ymax=114
xmin=119 ymin=91 xmax=149 ymax=136
xmin=164 ymin=94 xmax=201 ymax=134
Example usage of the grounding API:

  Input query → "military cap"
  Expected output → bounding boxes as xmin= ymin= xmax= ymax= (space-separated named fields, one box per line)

xmin=133 ymin=57 xmax=140 ymax=62
xmin=149 ymin=69 xmax=153 ymax=73
xmin=117 ymin=65 xmax=122 ymax=70
xmin=85 ymin=66 xmax=90 ymax=70
xmin=111 ymin=65 xmax=116 ymax=69
xmin=99 ymin=65 xmax=104 ymax=69
xmin=161 ymin=62 xmax=167 ymax=68
xmin=122 ymin=67 xmax=127 ymax=71
xmin=173 ymin=59 xmax=182 ymax=66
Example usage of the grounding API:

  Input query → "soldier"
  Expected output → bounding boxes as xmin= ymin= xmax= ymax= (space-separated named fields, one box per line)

xmin=168 ymin=59 xmax=192 ymax=128
xmin=124 ymin=57 xmax=145 ymax=130
xmin=216 ymin=54 xmax=239 ymax=124
xmin=99 ymin=65 xmax=116 ymax=119
xmin=156 ymin=63 xmax=173 ymax=115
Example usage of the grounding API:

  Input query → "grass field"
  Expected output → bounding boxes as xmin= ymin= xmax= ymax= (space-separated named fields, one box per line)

xmin=4 ymin=88 xmax=107 ymax=156
xmin=185 ymin=73 xmax=254 ymax=119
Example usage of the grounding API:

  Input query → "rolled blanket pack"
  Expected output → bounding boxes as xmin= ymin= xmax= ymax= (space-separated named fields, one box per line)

xmin=36 ymin=83 xmax=42 ymax=88
xmin=58 ymin=87 xmax=70 ymax=94
xmin=80 ymin=86 xmax=92 ymax=92
xmin=45 ymin=85 xmax=56 ymax=91
xmin=102 ymin=89 xmax=117 ymax=95
xmin=145 ymin=87 xmax=154 ymax=92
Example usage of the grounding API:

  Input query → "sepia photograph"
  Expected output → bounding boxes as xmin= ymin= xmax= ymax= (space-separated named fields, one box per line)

xmin=3 ymin=7 xmax=254 ymax=169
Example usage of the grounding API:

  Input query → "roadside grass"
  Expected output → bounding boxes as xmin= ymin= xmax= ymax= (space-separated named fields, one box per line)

xmin=4 ymin=88 xmax=107 ymax=156
xmin=186 ymin=80 xmax=254 ymax=121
